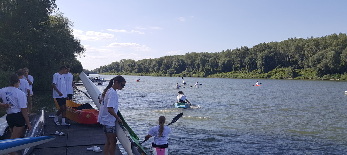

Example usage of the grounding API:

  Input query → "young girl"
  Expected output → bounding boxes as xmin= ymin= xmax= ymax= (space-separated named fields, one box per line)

xmin=98 ymin=75 xmax=126 ymax=155
xmin=0 ymin=74 xmax=31 ymax=155
xmin=145 ymin=116 xmax=171 ymax=155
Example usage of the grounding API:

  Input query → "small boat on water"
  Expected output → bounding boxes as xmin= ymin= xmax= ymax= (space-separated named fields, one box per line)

xmin=174 ymin=102 xmax=190 ymax=109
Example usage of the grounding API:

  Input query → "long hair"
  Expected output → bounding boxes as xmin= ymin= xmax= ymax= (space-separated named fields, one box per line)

xmin=101 ymin=75 xmax=126 ymax=98
xmin=158 ymin=116 xmax=166 ymax=137
xmin=102 ymin=79 xmax=113 ymax=98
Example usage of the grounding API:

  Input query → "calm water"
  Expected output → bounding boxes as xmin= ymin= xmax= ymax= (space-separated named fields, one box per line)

xmin=46 ymin=75 xmax=347 ymax=154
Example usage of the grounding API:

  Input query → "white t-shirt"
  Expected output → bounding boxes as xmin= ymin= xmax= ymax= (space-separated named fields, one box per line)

xmin=0 ymin=87 xmax=27 ymax=114
xmin=52 ymin=73 xmax=67 ymax=98
xmin=65 ymin=72 xmax=74 ymax=94
xmin=148 ymin=125 xmax=171 ymax=145
xmin=98 ymin=91 xmax=109 ymax=125
xmin=177 ymin=94 xmax=186 ymax=102
xmin=99 ymin=88 xmax=119 ymax=126
xmin=18 ymin=78 xmax=30 ymax=96
xmin=22 ymin=75 xmax=34 ymax=95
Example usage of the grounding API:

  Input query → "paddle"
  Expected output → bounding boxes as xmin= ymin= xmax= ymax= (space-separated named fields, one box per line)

xmin=140 ymin=112 xmax=183 ymax=144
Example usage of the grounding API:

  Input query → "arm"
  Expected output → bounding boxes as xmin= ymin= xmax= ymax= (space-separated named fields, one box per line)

xmin=144 ymin=134 xmax=152 ymax=141
xmin=0 ymin=102 xmax=10 ymax=108
xmin=52 ymin=83 xmax=63 ymax=96
xmin=21 ymin=108 xmax=31 ymax=130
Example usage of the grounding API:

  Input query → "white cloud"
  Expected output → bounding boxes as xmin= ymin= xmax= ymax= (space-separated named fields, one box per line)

xmin=178 ymin=17 xmax=186 ymax=22
xmin=73 ymin=29 xmax=114 ymax=41
xmin=107 ymin=29 xmax=145 ymax=34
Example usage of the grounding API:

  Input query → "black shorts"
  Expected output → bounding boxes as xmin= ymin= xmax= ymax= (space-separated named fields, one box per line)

xmin=56 ymin=98 xmax=67 ymax=106
xmin=6 ymin=112 xmax=25 ymax=128
xmin=152 ymin=143 xmax=168 ymax=148
xmin=67 ymin=94 xmax=73 ymax=100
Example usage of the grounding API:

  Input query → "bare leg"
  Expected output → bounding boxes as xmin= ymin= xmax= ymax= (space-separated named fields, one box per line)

xmin=9 ymin=126 xmax=25 ymax=155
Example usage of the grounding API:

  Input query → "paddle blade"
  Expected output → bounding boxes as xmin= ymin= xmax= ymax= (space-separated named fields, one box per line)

xmin=168 ymin=113 xmax=183 ymax=125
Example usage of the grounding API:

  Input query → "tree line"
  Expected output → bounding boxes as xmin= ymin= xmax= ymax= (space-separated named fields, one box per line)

xmin=92 ymin=33 xmax=347 ymax=80
xmin=0 ymin=0 xmax=84 ymax=90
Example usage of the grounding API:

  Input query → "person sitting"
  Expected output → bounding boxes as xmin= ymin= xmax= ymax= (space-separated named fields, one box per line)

xmin=144 ymin=116 xmax=171 ymax=155
xmin=177 ymin=91 xmax=191 ymax=104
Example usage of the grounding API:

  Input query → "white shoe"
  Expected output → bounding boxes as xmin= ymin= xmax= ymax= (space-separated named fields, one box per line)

xmin=61 ymin=122 xmax=70 ymax=126
xmin=87 ymin=146 xmax=99 ymax=151
xmin=93 ymin=147 xmax=102 ymax=152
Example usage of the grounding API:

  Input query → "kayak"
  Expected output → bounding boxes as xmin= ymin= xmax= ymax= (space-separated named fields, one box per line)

xmin=80 ymin=71 xmax=148 ymax=155
xmin=0 ymin=136 xmax=55 ymax=154
xmin=174 ymin=102 xmax=190 ymax=109
xmin=54 ymin=99 xmax=99 ymax=124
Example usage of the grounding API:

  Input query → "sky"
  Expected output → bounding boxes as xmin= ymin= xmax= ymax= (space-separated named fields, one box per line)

xmin=55 ymin=0 xmax=347 ymax=70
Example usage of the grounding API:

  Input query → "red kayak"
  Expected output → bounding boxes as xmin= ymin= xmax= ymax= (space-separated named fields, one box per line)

xmin=54 ymin=99 xmax=99 ymax=124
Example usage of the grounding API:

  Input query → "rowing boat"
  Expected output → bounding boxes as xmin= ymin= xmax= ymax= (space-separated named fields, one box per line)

xmin=79 ymin=71 xmax=148 ymax=155
xmin=0 ymin=136 xmax=55 ymax=154
xmin=174 ymin=102 xmax=190 ymax=109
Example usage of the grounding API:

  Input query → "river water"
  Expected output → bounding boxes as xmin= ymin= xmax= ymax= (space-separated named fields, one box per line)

xmin=55 ymin=75 xmax=347 ymax=154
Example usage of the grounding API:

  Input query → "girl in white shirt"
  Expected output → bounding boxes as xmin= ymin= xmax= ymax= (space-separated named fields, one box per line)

xmin=98 ymin=75 xmax=126 ymax=155
xmin=145 ymin=116 xmax=171 ymax=155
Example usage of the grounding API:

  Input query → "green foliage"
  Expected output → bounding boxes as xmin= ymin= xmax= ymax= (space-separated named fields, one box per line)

xmin=0 ymin=0 xmax=84 ymax=90
xmin=93 ymin=33 xmax=347 ymax=80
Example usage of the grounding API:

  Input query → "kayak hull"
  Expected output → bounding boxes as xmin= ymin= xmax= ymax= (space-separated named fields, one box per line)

xmin=175 ymin=102 xmax=190 ymax=109
xmin=0 ymin=136 xmax=55 ymax=154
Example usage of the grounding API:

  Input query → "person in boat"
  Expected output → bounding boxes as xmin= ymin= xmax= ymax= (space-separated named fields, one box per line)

xmin=177 ymin=91 xmax=191 ymax=104
xmin=52 ymin=66 xmax=70 ymax=126
xmin=98 ymin=75 xmax=126 ymax=155
xmin=0 ymin=74 xmax=32 ymax=155
xmin=144 ymin=116 xmax=171 ymax=155
xmin=255 ymin=81 xmax=261 ymax=86
xmin=176 ymin=83 xmax=181 ymax=89
xmin=194 ymin=81 xmax=200 ymax=88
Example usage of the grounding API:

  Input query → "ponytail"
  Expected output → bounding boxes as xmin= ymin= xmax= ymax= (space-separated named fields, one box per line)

xmin=102 ymin=79 xmax=114 ymax=98
xmin=158 ymin=116 xmax=166 ymax=137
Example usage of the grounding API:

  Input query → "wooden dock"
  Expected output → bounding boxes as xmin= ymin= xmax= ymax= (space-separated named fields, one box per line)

xmin=31 ymin=113 xmax=123 ymax=155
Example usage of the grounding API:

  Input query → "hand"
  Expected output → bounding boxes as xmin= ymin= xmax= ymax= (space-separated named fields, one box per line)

xmin=116 ymin=118 xmax=123 ymax=124
xmin=27 ymin=124 xmax=32 ymax=131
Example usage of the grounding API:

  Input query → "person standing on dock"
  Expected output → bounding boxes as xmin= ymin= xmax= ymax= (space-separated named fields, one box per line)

xmin=65 ymin=66 xmax=75 ymax=101
xmin=17 ymin=69 xmax=31 ymax=114
xmin=22 ymin=67 xmax=34 ymax=114
xmin=0 ymin=74 xmax=31 ymax=155
xmin=98 ymin=75 xmax=126 ymax=155
xmin=52 ymin=66 xmax=70 ymax=126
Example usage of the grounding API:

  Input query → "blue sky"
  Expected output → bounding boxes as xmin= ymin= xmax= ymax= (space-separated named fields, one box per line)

xmin=55 ymin=0 xmax=347 ymax=70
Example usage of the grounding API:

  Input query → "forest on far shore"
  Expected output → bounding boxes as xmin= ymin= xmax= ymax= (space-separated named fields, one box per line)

xmin=90 ymin=33 xmax=347 ymax=81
